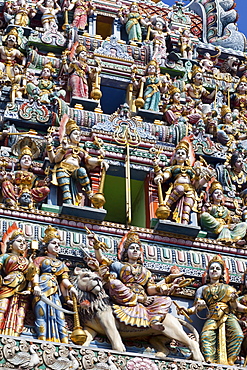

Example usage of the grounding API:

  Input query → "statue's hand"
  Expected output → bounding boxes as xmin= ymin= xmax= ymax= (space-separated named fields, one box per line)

xmin=154 ymin=174 xmax=163 ymax=184
xmin=196 ymin=299 xmax=207 ymax=309
xmin=69 ymin=286 xmax=78 ymax=298
xmin=33 ymin=285 xmax=42 ymax=296
xmin=143 ymin=296 xmax=154 ymax=306
xmin=101 ymin=160 xmax=109 ymax=171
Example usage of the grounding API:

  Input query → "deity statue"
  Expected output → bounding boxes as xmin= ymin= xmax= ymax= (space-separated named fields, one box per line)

xmin=37 ymin=0 xmax=61 ymax=32
xmin=0 ymin=224 xmax=34 ymax=337
xmin=216 ymin=151 xmax=247 ymax=198
xmin=46 ymin=118 xmax=107 ymax=206
xmin=199 ymin=49 xmax=221 ymax=74
xmin=32 ymin=225 xmax=78 ymax=342
xmin=150 ymin=16 xmax=170 ymax=64
xmin=230 ymin=76 xmax=247 ymax=122
xmin=154 ymin=139 xmax=211 ymax=224
xmin=186 ymin=255 xmax=246 ymax=365
xmin=200 ymin=181 xmax=247 ymax=245
xmin=90 ymin=231 xmax=182 ymax=331
xmin=136 ymin=60 xmax=168 ymax=112
xmin=185 ymin=66 xmax=216 ymax=103
xmin=118 ymin=2 xmax=150 ymax=43
xmin=163 ymin=86 xmax=190 ymax=125
xmin=63 ymin=0 xmax=95 ymax=30
xmin=236 ymin=269 xmax=247 ymax=362
xmin=26 ymin=62 xmax=64 ymax=104
xmin=1 ymin=145 xmax=50 ymax=209
xmin=0 ymin=28 xmax=26 ymax=79
xmin=4 ymin=0 xmax=37 ymax=27
xmin=9 ymin=64 xmax=27 ymax=105
xmin=216 ymin=105 xmax=236 ymax=147
xmin=62 ymin=44 xmax=101 ymax=100
xmin=178 ymin=29 xmax=193 ymax=60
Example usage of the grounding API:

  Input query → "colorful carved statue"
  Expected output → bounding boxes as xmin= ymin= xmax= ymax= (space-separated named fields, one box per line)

xmin=0 ymin=28 xmax=26 ymax=78
xmin=185 ymin=66 xmax=216 ymax=103
xmin=62 ymin=44 xmax=100 ymax=99
xmin=231 ymin=76 xmax=247 ymax=121
xmin=32 ymin=225 xmax=78 ymax=342
xmin=10 ymin=64 xmax=27 ymax=105
xmin=1 ymin=145 xmax=50 ymax=209
xmin=187 ymin=255 xmax=246 ymax=365
xmin=236 ymin=269 xmax=247 ymax=361
xmin=163 ymin=86 xmax=190 ymax=125
xmin=200 ymin=181 xmax=247 ymax=245
xmin=154 ymin=139 xmax=211 ymax=224
xmin=199 ymin=49 xmax=221 ymax=74
xmin=26 ymin=62 xmax=64 ymax=104
xmin=4 ymin=0 xmax=37 ymax=27
xmin=0 ymin=224 xmax=33 ymax=337
xmin=46 ymin=118 xmax=106 ymax=205
xmin=150 ymin=16 xmax=170 ymax=64
xmin=178 ymin=29 xmax=193 ymax=60
xmin=119 ymin=2 xmax=150 ymax=43
xmin=37 ymin=0 xmax=61 ymax=32
xmin=217 ymin=105 xmax=236 ymax=147
xmin=63 ymin=0 xmax=95 ymax=30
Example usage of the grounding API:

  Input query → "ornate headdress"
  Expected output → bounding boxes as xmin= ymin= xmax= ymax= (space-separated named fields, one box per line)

xmin=18 ymin=145 xmax=33 ymax=159
xmin=239 ymin=75 xmax=247 ymax=84
xmin=1 ymin=223 xmax=24 ymax=254
xmin=171 ymin=138 xmax=194 ymax=166
xmin=117 ymin=231 xmax=143 ymax=262
xmin=202 ymin=254 xmax=229 ymax=284
xmin=42 ymin=62 xmax=55 ymax=74
xmin=3 ymin=27 xmax=20 ymax=45
xmin=76 ymin=44 xmax=87 ymax=55
xmin=42 ymin=225 xmax=61 ymax=244
xmin=209 ymin=181 xmax=223 ymax=195
xmin=191 ymin=65 xmax=203 ymax=78
xmin=175 ymin=140 xmax=190 ymax=154
xmin=65 ymin=119 xmax=80 ymax=136
xmin=221 ymin=105 xmax=231 ymax=118
xmin=169 ymin=86 xmax=180 ymax=96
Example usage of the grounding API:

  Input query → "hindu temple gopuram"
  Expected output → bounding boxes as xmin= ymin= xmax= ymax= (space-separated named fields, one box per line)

xmin=0 ymin=0 xmax=247 ymax=368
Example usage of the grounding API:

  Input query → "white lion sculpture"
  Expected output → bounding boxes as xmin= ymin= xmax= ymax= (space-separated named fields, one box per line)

xmin=72 ymin=268 xmax=204 ymax=362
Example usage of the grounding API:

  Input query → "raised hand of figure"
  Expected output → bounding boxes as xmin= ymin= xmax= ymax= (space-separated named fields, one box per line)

xmin=143 ymin=296 xmax=154 ymax=306
xmin=154 ymin=174 xmax=163 ymax=184
xmin=69 ymin=286 xmax=78 ymax=298
xmin=33 ymin=285 xmax=42 ymax=296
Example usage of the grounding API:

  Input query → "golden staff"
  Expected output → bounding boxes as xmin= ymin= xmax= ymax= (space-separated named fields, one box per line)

xmin=0 ymin=129 xmax=38 ymax=136
xmin=70 ymin=293 xmax=87 ymax=345
xmin=91 ymin=136 xmax=106 ymax=209
xmin=173 ymin=301 xmax=193 ymax=323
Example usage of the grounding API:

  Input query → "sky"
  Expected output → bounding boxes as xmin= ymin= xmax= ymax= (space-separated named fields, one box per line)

xmin=162 ymin=0 xmax=247 ymax=40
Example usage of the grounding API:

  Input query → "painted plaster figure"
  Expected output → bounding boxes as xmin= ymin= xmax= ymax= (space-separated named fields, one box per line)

xmin=63 ymin=0 xmax=95 ymax=30
xmin=185 ymin=66 xmax=216 ymax=104
xmin=231 ymin=76 xmax=247 ymax=122
xmin=0 ymin=224 xmax=33 ymax=337
xmin=200 ymin=181 xmax=247 ymax=245
xmin=150 ymin=16 xmax=170 ymax=64
xmin=154 ymin=139 xmax=211 ymax=224
xmin=32 ymin=225 xmax=78 ymax=342
xmin=0 ymin=28 xmax=26 ymax=79
xmin=37 ymin=0 xmax=61 ymax=32
xmin=1 ymin=145 xmax=50 ymax=209
xmin=187 ymin=255 xmax=246 ymax=365
xmin=4 ymin=0 xmax=37 ymax=27
xmin=163 ymin=86 xmax=190 ymax=125
xmin=178 ymin=29 xmax=193 ymax=60
xmin=46 ymin=118 xmax=106 ymax=205
xmin=119 ymin=3 xmax=150 ymax=43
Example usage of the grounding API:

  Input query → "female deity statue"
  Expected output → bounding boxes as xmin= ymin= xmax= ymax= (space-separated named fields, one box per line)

xmin=47 ymin=118 xmax=107 ymax=205
xmin=216 ymin=151 xmax=247 ymax=198
xmin=231 ymin=76 xmax=247 ymax=121
xmin=62 ymin=44 xmax=99 ymax=99
xmin=32 ymin=225 xmax=78 ymax=342
xmin=154 ymin=139 xmax=211 ymax=224
xmin=217 ymin=105 xmax=239 ymax=147
xmin=186 ymin=255 xmax=246 ymax=365
xmin=0 ymin=224 xmax=33 ymax=337
xmin=163 ymin=86 xmax=190 ymax=125
xmin=1 ymin=145 xmax=50 ymax=209
xmin=4 ymin=0 xmax=37 ymax=27
xmin=139 ymin=60 xmax=166 ymax=112
xmin=63 ymin=0 xmax=95 ymax=30
xmin=90 ymin=231 xmax=182 ymax=331
xmin=200 ymin=181 xmax=247 ymax=244
xmin=236 ymin=269 xmax=247 ymax=360
xmin=37 ymin=0 xmax=61 ymax=32
xmin=119 ymin=3 xmax=150 ymax=43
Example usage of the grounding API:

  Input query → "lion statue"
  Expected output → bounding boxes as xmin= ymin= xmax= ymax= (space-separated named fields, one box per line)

xmin=72 ymin=268 xmax=204 ymax=362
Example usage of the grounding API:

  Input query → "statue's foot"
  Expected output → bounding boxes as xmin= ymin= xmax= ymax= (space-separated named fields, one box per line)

xmin=155 ymin=352 xmax=167 ymax=359
xmin=150 ymin=321 xmax=165 ymax=331
xmin=236 ymin=239 xmax=246 ymax=246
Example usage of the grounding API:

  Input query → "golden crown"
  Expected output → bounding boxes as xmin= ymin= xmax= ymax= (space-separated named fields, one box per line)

xmin=192 ymin=65 xmax=203 ymax=77
xmin=42 ymin=62 xmax=55 ymax=74
xmin=240 ymin=75 xmax=247 ymax=84
xmin=6 ymin=27 xmax=18 ymax=39
xmin=66 ymin=119 xmax=80 ymax=136
xmin=208 ymin=254 xmax=225 ymax=269
xmin=76 ymin=44 xmax=87 ymax=55
xmin=123 ymin=232 xmax=141 ymax=250
xmin=209 ymin=181 xmax=223 ymax=195
xmin=221 ymin=105 xmax=231 ymax=118
xmin=175 ymin=140 xmax=190 ymax=154
xmin=19 ymin=145 xmax=33 ymax=159
xmin=42 ymin=225 xmax=61 ymax=244
xmin=169 ymin=85 xmax=180 ymax=96
xmin=9 ymin=229 xmax=24 ymax=242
